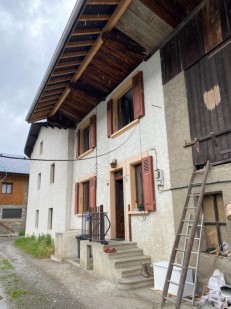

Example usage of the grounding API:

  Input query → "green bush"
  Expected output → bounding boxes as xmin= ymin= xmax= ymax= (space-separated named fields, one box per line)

xmin=18 ymin=229 xmax=25 ymax=236
xmin=14 ymin=234 xmax=54 ymax=258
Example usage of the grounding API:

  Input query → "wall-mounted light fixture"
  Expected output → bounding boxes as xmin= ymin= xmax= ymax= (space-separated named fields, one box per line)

xmin=110 ymin=159 xmax=117 ymax=168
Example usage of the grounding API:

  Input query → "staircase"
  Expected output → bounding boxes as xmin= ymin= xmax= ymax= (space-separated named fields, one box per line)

xmin=102 ymin=241 xmax=153 ymax=290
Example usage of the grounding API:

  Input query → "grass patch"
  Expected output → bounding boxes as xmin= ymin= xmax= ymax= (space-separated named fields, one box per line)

xmin=14 ymin=234 xmax=54 ymax=258
xmin=10 ymin=290 xmax=27 ymax=299
xmin=0 ymin=259 xmax=14 ymax=270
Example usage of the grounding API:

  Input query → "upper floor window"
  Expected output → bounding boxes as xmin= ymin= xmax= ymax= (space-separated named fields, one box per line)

xmin=50 ymin=163 xmax=55 ymax=184
xmin=40 ymin=141 xmax=43 ymax=155
xmin=2 ymin=183 xmax=13 ymax=194
xmin=76 ymin=115 xmax=96 ymax=158
xmin=107 ymin=71 xmax=144 ymax=137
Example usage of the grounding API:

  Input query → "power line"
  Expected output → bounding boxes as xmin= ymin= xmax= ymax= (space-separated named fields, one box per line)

xmin=0 ymin=123 xmax=138 ymax=163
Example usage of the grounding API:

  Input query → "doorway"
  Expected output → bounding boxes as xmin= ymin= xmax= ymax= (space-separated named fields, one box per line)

xmin=114 ymin=170 xmax=125 ymax=239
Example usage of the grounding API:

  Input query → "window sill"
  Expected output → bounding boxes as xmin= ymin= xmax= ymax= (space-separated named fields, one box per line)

xmin=111 ymin=119 xmax=139 ymax=139
xmin=78 ymin=148 xmax=94 ymax=159
xmin=128 ymin=210 xmax=150 ymax=215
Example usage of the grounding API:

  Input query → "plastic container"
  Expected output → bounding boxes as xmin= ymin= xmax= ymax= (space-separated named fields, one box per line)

xmin=225 ymin=203 xmax=231 ymax=221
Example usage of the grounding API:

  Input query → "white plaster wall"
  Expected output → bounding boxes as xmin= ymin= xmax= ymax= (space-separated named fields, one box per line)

xmin=26 ymin=127 xmax=75 ymax=238
xmin=71 ymin=51 xmax=176 ymax=262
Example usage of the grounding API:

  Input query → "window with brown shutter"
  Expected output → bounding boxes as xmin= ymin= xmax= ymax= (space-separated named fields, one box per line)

xmin=74 ymin=176 xmax=97 ymax=214
xmin=76 ymin=114 xmax=96 ymax=157
xmin=107 ymin=71 xmax=144 ymax=137
xmin=142 ymin=156 xmax=156 ymax=211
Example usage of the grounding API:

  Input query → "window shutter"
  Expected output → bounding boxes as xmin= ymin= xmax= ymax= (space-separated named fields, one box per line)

xmin=133 ymin=71 xmax=145 ymax=119
xmin=142 ymin=156 xmax=156 ymax=211
xmin=74 ymin=182 xmax=79 ymax=215
xmin=89 ymin=176 xmax=96 ymax=209
xmin=89 ymin=115 xmax=96 ymax=149
xmin=107 ymin=99 xmax=113 ymax=137
xmin=76 ymin=130 xmax=80 ymax=158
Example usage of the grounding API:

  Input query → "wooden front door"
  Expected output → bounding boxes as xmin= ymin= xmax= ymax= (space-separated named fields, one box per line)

xmin=114 ymin=170 xmax=125 ymax=239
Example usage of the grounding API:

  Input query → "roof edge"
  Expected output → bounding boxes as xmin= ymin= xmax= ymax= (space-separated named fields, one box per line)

xmin=25 ymin=0 xmax=87 ymax=122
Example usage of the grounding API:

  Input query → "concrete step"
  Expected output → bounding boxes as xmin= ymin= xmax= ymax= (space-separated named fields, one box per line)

xmin=117 ymin=275 xmax=153 ymax=291
xmin=117 ymin=265 xmax=142 ymax=278
xmin=113 ymin=255 xmax=151 ymax=268
xmin=104 ymin=241 xmax=137 ymax=251
xmin=108 ymin=248 xmax=143 ymax=259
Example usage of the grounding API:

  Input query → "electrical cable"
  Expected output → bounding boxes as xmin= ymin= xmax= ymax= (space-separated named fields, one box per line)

xmin=0 ymin=123 xmax=139 ymax=163
xmin=0 ymin=162 xmax=7 ymax=182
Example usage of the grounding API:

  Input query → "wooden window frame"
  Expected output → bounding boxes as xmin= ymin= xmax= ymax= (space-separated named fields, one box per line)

xmin=107 ymin=71 xmax=144 ymax=138
xmin=74 ymin=176 xmax=97 ymax=215
xmin=76 ymin=114 xmax=96 ymax=158
xmin=1 ymin=183 xmax=13 ymax=194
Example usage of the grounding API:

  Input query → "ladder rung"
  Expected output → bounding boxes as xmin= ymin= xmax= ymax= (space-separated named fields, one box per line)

xmin=186 ymin=206 xmax=197 ymax=209
xmin=168 ymin=280 xmax=179 ymax=286
xmin=182 ymin=220 xmax=194 ymax=223
xmin=178 ymin=234 xmax=200 ymax=241
xmin=175 ymin=248 xmax=198 ymax=254
xmin=164 ymin=297 xmax=175 ymax=303
xmin=172 ymin=263 xmax=197 ymax=270
xmin=182 ymin=297 xmax=193 ymax=302
xmin=185 ymin=281 xmax=195 ymax=285
xmin=188 ymin=194 xmax=200 ymax=197
xmin=194 ymin=169 xmax=205 ymax=174
xmin=191 ymin=183 xmax=202 ymax=186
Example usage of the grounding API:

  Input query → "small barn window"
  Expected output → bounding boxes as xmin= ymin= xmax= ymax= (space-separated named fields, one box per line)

xmin=40 ymin=141 xmax=43 ymax=155
xmin=48 ymin=208 xmax=53 ymax=230
xmin=35 ymin=210 xmax=39 ymax=228
xmin=50 ymin=163 xmax=55 ymax=184
xmin=37 ymin=173 xmax=41 ymax=190
xmin=2 ymin=208 xmax=22 ymax=219
xmin=1 ymin=183 xmax=13 ymax=194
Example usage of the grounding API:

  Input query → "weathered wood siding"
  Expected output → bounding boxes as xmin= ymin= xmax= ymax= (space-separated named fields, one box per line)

xmin=185 ymin=39 xmax=231 ymax=165
xmin=161 ymin=0 xmax=231 ymax=84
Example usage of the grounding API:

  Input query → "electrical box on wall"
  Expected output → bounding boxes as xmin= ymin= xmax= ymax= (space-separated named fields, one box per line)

xmin=155 ymin=169 xmax=164 ymax=187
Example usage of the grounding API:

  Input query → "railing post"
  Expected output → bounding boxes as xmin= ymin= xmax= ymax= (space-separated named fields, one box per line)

xmin=99 ymin=205 xmax=104 ymax=244
xmin=89 ymin=210 xmax=92 ymax=242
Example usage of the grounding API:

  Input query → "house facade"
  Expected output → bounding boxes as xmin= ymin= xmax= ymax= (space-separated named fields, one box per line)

xmin=0 ymin=154 xmax=29 ymax=235
xmin=25 ymin=0 xmax=231 ymax=290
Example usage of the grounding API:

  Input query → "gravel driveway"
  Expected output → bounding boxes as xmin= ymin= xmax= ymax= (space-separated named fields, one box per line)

xmin=0 ymin=237 xmax=159 ymax=309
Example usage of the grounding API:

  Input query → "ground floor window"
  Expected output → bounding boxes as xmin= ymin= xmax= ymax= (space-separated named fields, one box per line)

xmin=74 ymin=176 xmax=96 ymax=214
xmin=2 ymin=208 xmax=22 ymax=219
xmin=48 ymin=208 xmax=53 ymax=230
xmin=202 ymin=193 xmax=227 ymax=250
xmin=35 ymin=210 xmax=39 ymax=228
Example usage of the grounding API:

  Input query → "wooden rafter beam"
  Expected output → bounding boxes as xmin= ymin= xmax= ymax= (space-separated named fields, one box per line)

xmin=79 ymin=14 xmax=111 ymax=21
xmin=45 ymin=83 xmax=67 ymax=91
xmin=52 ymin=69 xmax=76 ymax=77
xmin=69 ymin=81 xmax=107 ymax=100
xmin=60 ymin=51 xmax=88 ymax=59
xmin=48 ymin=76 xmax=71 ymax=85
xmin=56 ymin=60 xmax=81 ymax=69
xmin=87 ymin=0 xmax=120 ymax=4
xmin=66 ymin=40 xmax=94 ymax=48
xmin=39 ymin=95 xmax=60 ymax=103
xmin=43 ymin=89 xmax=63 ymax=97
xmin=37 ymin=100 xmax=58 ymax=108
xmin=49 ymin=0 xmax=132 ymax=117
xmin=72 ymin=28 xmax=101 ymax=36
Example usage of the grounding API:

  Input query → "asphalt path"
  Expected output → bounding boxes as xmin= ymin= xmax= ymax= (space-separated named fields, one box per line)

xmin=0 ymin=238 xmax=157 ymax=309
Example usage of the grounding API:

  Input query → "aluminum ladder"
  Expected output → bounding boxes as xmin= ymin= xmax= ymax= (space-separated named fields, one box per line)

xmin=160 ymin=160 xmax=210 ymax=308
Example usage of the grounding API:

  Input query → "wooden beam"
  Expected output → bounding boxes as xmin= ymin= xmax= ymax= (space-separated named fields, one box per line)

xmin=66 ymin=40 xmax=94 ymax=48
xmin=48 ymin=77 xmax=71 ymax=85
xmin=39 ymin=95 xmax=60 ymax=103
xmin=43 ymin=89 xmax=63 ymax=97
xmin=69 ymin=81 xmax=107 ymax=100
xmin=37 ymin=100 xmax=58 ymax=108
xmin=52 ymin=69 xmax=76 ymax=77
xmin=72 ymin=28 xmax=102 ymax=36
xmin=79 ymin=14 xmax=111 ymax=21
xmin=87 ymin=0 xmax=120 ymax=4
xmin=60 ymin=51 xmax=88 ymax=59
xmin=49 ymin=0 xmax=132 ymax=117
xmin=45 ymin=83 xmax=67 ymax=91
xmin=56 ymin=60 xmax=81 ymax=69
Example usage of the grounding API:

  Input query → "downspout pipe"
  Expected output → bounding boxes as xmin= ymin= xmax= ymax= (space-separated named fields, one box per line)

xmin=25 ymin=0 xmax=87 ymax=122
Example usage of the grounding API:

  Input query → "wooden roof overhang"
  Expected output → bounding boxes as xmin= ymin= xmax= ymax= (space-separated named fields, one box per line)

xmin=26 ymin=0 xmax=204 ymax=128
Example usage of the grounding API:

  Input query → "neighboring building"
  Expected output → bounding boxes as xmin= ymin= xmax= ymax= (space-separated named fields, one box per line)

xmin=0 ymin=154 xmax=30 ymax=235
xmin=24 ymin=0 xmax=231 ymax=292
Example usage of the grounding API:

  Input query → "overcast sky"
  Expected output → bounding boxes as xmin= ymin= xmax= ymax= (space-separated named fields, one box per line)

xmin=0 ymin=0 xmax=76 ymax=156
